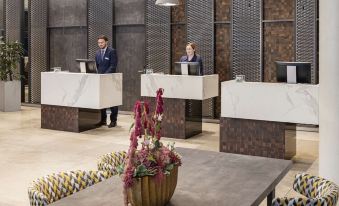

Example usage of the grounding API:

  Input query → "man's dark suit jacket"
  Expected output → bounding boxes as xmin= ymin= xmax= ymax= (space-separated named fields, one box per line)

xmin=180 ymin=54 xmax=204 ymax=75
xmin=95 ymin=47 xmax=118 ymax=74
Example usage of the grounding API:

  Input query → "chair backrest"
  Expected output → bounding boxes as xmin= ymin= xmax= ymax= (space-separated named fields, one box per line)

xmin=272 ymin=173 xmax=339 ymax=206
xmin=97 ymin=151 xmax=127 ymax=176
xmin=28 ymin=170 xmax=110 ymax=206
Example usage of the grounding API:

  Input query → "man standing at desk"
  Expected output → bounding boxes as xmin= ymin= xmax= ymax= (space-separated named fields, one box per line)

xmin=95 ymin=35 xmax=118 ymax=128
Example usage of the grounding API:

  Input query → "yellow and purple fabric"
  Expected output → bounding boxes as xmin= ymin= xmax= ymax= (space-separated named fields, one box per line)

xmin=97 ymin=151 xmax=127 ymax=177
xmin=28 ymin=170 xmax=110 ymax=206
xmin=272 ymin=173 xmax=339 ymax=206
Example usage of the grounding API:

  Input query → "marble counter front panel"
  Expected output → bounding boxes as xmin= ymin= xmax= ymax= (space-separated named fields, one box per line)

xmin=221 ymin=81 xmax=319 ymax=125
xmin=41 ymin=72 xmax=122 ymax=109
xmin=141 ymin=74 xmax=219 ymax=100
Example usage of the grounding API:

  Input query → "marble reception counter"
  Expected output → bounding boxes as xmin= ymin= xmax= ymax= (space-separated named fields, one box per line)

xmin=41 ymin=72 xmax=123 ymax=132
xmin=141 ymin=74 xmax=219 ymax=139
xmin=220 ymin=80 xmax=319 ymax=159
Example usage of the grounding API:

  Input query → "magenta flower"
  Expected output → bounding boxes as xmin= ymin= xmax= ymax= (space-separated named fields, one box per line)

xmin=122 ymin=88 xmax=181 ymax=190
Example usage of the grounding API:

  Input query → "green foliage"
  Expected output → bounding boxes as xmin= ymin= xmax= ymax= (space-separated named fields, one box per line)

xmin=0 ymin=38 xmax=24 ymax=81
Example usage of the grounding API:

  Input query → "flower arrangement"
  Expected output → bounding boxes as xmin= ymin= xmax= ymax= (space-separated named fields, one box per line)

xmin=118 ymin=88 xmax=182 ymax=190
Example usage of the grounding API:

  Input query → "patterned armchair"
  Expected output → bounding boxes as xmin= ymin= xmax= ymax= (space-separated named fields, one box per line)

xmin=28 ymin=170 xmax=110 ymax=206
xmin=272 ymin=173 xmax=339 ymax=206
xmin=97 ymin=151 xmax=127 ymax=177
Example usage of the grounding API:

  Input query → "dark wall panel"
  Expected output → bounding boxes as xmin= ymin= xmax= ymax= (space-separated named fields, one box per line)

xmin=215 ymin=0 xmax=231 ymax=22
xmin=29 ymin=0 xmax=48 ymax=103
xmin=263 ymin=22 xmax=295 ymax=82
xmin=114 ymin=0 xmax=145 ymax=25
xmin=146 ymin=0 xmax=170 ymax=73
xmin=296 ymin=0 xmax=317 ymax=83
xmin=5 ymin=0 xmax=24 ymax=42
xmin=215 ymin=24 xmax=230 ymax=117
xmin=171 ymin=24 xmax=186 ymax=71
xmin=0 ymin=0 xmax=4 ymax=35
xmin=264 ymin=0 xmax=294 ymax=20
xmin=88 ymin=0 xmax=113 ymax=60
xmin=171 ymin=0 xmax=185 ymax=23
xmin=116 ymin=26 xmax=145 ymax=111
xmin=49 ymin=28 xmax=87 ymax=72
xmin=48 ymin=0 xmax=87 ymax=27
xmin=232 ymin=0 xmax=262 ymax=82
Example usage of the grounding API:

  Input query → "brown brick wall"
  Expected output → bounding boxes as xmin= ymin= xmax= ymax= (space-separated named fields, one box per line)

xmin=264 ymin=0 xmax=295 ymax=20
xmin=263 ymin=22 xmax=295 ymax=82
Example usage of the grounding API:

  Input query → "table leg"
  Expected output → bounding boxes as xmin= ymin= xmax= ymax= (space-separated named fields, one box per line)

xmin=267 ymin=189 xmax=275 ymax=206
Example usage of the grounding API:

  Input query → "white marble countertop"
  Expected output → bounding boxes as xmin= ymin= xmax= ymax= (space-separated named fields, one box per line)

xmin=141 ymin=74 xmax=219 ymax=100
xmin=41 ymin=72 xmax=122 ymax=109
xmin=221 ymin=80 xmax=319 ymax=125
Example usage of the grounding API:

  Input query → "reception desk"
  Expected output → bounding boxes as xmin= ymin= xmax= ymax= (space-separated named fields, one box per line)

xmin=141 ymin=74 xmax=219 ymax=139
xmin=220 ymin=80 xmax=319 ymax=159
xmin=41 ymin=72 xmax=122 ymax=132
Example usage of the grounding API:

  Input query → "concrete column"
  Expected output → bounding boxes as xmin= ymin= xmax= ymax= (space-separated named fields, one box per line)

xmin=319 ymin=0 xmax=339 ymax=184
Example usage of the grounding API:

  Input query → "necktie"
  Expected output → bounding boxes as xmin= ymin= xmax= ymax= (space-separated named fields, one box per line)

xmin=101 ymin=49 xmax=105 ymax=60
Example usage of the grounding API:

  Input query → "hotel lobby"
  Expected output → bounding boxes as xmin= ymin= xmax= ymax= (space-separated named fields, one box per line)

xmin=0 ymin=0 xmax=338 ymax=205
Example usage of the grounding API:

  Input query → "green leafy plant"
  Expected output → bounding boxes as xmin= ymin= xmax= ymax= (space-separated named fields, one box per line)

xmin=0 ymin=37 xmax=24 ymax=81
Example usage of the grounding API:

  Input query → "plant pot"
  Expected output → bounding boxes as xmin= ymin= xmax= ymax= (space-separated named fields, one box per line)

xmin=0 ymin=80 xmax=21 ymax=112
xmin=126 ymin=166 xmax=178 ymax=206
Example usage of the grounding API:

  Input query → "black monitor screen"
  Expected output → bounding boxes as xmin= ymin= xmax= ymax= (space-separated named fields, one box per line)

xmin=173 ymin=62 xmax=201 ymax=76
xmin=275 ymin=61 xmax=311 ymax=84
xmin=76 ymin=59 xmax=97 ymax=73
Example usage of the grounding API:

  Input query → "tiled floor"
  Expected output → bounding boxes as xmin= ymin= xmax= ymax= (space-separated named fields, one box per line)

xmin=0 ymin=106 xmax=319 ymax=205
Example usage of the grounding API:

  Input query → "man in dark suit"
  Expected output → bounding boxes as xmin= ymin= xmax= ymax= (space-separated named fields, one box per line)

xmin=95 ymin=35 xmax=118 ymax=128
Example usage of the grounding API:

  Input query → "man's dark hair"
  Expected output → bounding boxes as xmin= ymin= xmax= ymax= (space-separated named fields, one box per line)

xmin=97 ymin=35 xmax=108 ymax=42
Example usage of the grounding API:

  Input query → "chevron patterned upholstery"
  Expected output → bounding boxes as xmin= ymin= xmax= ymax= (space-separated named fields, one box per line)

xmin=272 ymin=173 xmax=339 ymax=206
xmin=28 ymin=170 xmax=110 ymax=206
xmin=97 ymin=151 xmax=127 ymax=177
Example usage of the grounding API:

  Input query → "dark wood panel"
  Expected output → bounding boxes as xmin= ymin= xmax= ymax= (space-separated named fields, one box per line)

xmin=171 ymin=24 xmax=187 ymax=72
xmin=263 ymin=22 xmax=295 ymax=82
xmin=171 ymin=0 xmax=186 ymax=23
xmin=215 ymin=24 xmax=231 ymax=117
xmin=215 ymin=0 xmax=231 ymax=22
xmin=263 ymin=0 xmax=295 ymax=20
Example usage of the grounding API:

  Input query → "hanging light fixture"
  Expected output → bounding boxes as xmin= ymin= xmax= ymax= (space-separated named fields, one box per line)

xmin=155 ymin=0 xmax=179 ymax=6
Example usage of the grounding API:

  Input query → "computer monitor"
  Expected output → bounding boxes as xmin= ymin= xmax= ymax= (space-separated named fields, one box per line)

xmin=76 ymin=59 xmax=98 ymax=73
xmin=275 ymin=61 xmax=311 ymax=84
xmin=173 ymin=62 xmax=201 ymax=76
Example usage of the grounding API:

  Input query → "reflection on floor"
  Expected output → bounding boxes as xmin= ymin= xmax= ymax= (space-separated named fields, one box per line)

xmin=0 ymin=106 xmax=319 ymax=205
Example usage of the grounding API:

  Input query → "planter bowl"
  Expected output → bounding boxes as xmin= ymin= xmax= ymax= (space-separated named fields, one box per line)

xmin=126 ymin=166 xmax=178 ymax=206
xmin=0 ymin=80 xmax=21 ymax=112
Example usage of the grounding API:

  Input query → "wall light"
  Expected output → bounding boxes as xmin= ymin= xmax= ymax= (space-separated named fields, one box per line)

xmin=155 ymin=0 xmax=180 ymax=6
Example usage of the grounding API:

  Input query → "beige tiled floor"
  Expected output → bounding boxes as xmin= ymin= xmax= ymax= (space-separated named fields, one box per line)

xmin=0 ymin=106 xmax=319 ymax=205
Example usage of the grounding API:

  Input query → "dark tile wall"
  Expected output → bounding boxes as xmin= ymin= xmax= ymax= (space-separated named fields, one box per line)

xmin=220 ymin=117 xmax=289 ymax=159
xmin=264 ymin=0 xmax=295 ymax=20
xmin=41 ymin=105 xmax=79 ymax=132
xmin=41 ymin=105 xmax=101 ymax=132
xmin=263 ymin=22 xmax=295 ymax=82
xmin=142 ymin=97 xmax=202 ymax=139
xmin=215 ymin=24 xmax=231 ymax=117
xmin=215 ymin=0 xmax=231 ymax=21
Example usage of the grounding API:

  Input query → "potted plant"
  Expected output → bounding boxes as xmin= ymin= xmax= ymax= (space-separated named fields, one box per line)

xmin=118 ymin=88 xmax=182 ymax=206
xmin=0 ymin=38 xmax=24 ymax=112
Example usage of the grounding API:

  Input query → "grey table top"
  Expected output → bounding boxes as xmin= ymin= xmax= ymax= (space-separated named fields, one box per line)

xmin=51 ymin=148 xmax=292 ymax=206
